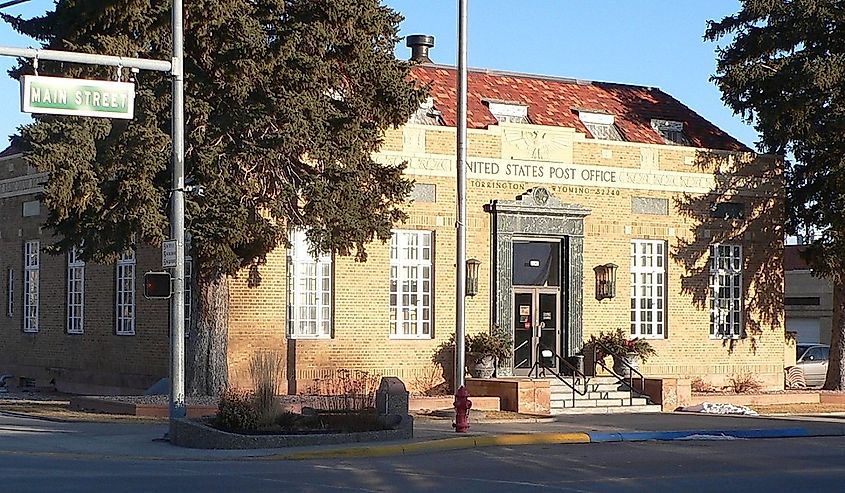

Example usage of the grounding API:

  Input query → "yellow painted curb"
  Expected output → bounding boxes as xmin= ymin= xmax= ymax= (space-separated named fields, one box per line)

xmin=276 ymin=433 xmax=591 ymax=460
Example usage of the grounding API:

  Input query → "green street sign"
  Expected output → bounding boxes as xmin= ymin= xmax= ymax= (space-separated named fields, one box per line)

xmin=21 ymin=75 xmax=135 ymax=119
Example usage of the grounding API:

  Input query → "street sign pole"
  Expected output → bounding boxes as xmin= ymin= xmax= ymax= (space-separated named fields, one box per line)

xmin=0 ymin=4 xmax=187 ymax=434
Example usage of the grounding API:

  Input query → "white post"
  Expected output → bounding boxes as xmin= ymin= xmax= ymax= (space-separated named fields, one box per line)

xmin=455 ymin=0 xmax=468 ymax=395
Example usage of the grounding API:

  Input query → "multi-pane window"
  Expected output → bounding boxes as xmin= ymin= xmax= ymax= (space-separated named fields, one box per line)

xmin=390 ymin=230 xmax=433 ymax=339
xmin=630 ymin=240 xmax=666 ymax=338
xmin=116 ymin=250 xmax=135 ymax=335
xmin=710 ymin=244 xmax=743 ymax=338
xmin=6 ymin=267 xmax=13 ymax=318
xmin=287 ymin=230 xmax=332 ymax=339
xmin=23 ymin=241 xmax=38 ymax=333
xmin=67 ymin=247 xmax=84 ymax=334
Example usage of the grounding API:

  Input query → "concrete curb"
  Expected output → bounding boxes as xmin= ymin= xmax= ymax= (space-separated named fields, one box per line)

xmin=275 ymin=432 xmax=591 ymax=460
xmin=587 ymin=428 xmax=813 ymax=442
xmin=276 ymin=426 xmax=844 ymax=460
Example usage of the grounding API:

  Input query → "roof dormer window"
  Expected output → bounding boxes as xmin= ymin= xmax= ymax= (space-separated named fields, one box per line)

xmin=578 ymin=111 xmax=625 ymax=141
xmin=651 ymin=119 xmax=691 ymax=146
xmin=408 ymin=97 xmax=444 ymax=125
xmin=483 ymin=99 xmax=530 ymax=124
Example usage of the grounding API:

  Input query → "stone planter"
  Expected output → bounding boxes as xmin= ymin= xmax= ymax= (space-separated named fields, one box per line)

xmin=612 ymin=352 xmax=640 ymax=378
xmin=467 ymin=353 xmax=496 ymax=378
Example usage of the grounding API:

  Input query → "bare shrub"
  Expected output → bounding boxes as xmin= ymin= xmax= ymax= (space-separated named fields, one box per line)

xmin=303 ymin=369 xmax=380 ymax=412
xmin=248 ymin=350 xmax=284 ymax=427
xmin=690 ymin=377 xmax=716 ymax=393
xmin=411 ymin=363 xmax=449 ymax=396
xmin=728 ymin=372 xmax=763 ymax=394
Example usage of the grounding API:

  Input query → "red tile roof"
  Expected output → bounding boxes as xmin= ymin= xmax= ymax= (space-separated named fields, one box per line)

xmin=411 ymin=64 xmax=749 ymax=152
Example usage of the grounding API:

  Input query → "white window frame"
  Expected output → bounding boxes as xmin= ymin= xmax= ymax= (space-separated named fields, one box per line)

xmin=67 ymin=246 xmax=85 ymax=334
xmin=710 ymin=244 xmax=743 ymax=339
xmin=286 ymin=230 xmax=333 ymax=339
xmin=579 ymin=111 xmax=625 ymax=141
xmin=23 ymin=241 xmax=38 ymax=333
xmin=6 ymin=267 xmax=13 ymax=318
xmin=390 ymin=230 xmax=433 ymax=339
xmin=651 ymin=118 xmax=691 ymax=146
xmin=115 ymin=250 xmax=136 ymax=336
xmin=630 ymin=240 xmax=666 ymax=339
xmin=484 ymin=100 xmax=530 ymax=124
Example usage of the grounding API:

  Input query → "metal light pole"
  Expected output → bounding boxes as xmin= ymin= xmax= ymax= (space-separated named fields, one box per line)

xmin=455 ymin=0 xmax=468 ymax=396
xmin=169 ymin=0 xmax=187 ymax=429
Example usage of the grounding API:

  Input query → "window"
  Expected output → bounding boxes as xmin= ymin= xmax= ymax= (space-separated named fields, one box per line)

xmin=578 ymin=111 xmax=625 ymax=141
xmin=630 ymin=240 xmax=666 ymax=338
xmin=484 ymin=100 xmax=530 ymax=124
xmin=784 ymin=297 xmax=821 ymax=306
xmin=67 ymin=247 xmax=84 ymax=334
xmin=390 ymin=230 xmax=432 ymax=339
xmin=287 ymin=230 xmax=332 ymax=339
xmin=651 ymin=119 xmax=691 ymax=146
xmin=710 ymin=244 xmax=743 ymax=338
xmin=6 ymin=267 xmax=13 ymax=318
xmin=116 ymin=250 xmax=135 ymax=335
xmin=710 ymin=202 xmax=745 ymax=220
xmin=23 ymin=240 xmax=39 ymax=333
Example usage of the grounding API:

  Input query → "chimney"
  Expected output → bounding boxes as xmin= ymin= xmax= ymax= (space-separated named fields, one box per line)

xmin=406 ymin=34 xmax=435 ymax=63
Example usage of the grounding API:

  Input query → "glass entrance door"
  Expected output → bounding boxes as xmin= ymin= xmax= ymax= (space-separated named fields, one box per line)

xmin=512 ymin=288 xmax=560 ymax=374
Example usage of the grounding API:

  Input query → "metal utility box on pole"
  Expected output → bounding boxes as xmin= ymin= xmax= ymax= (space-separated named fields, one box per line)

xmin=0 ymin=2 xmax=187 ymax=433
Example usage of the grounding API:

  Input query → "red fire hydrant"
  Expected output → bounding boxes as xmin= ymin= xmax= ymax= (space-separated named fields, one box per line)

xmin=453 ymin=385 xmax=472 ymax=433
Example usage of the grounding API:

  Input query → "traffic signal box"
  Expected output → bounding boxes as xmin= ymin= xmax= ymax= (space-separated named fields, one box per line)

xmin=144 ymin=271 xmax=172 ymax=299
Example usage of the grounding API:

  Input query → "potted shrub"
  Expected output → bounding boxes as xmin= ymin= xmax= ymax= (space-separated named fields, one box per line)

xmin=434 ymin=332 xmax=512 ymax=379
xmin=466 ymin=332 xmax=512 ymax=378
xmin=587 ymin=329 xmax=655 ymax=377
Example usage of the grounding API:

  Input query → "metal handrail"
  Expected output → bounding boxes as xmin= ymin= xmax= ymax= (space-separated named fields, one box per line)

xmin=591 ymin=341 xmax=646 ymax=405
xmin=528 ymin=344 xmax=588 ymax=407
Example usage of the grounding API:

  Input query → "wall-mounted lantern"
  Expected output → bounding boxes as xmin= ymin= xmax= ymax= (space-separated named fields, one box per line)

xmin=594 ymin=263 xmax=618 ymax=300
xmin=466 ymin=258 xmax=481 ymax=297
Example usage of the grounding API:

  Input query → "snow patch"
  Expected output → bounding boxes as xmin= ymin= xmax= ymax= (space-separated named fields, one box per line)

xmin=680 ymin=402 xmax=759 ymax=416
xmin=675 ymin=433 xmax=741 ymax=441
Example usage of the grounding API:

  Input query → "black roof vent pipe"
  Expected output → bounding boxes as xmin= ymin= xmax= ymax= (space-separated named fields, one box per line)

xmin=406 ymin=34 xmax=435 ymax=63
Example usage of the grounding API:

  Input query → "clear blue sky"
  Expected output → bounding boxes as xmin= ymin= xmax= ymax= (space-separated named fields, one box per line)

xmin=0 ymin=1 xmax=757 ymax=150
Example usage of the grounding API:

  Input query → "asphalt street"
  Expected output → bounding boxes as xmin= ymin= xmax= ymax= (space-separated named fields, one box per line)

xmin=3 ymin=411 xmax=845 ymax=491
xmin=3 ymin=437 xmax=845 ymax=492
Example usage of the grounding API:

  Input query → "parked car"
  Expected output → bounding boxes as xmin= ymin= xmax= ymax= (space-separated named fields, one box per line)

xmin=796 ymin=344 xmax=830 ymax=388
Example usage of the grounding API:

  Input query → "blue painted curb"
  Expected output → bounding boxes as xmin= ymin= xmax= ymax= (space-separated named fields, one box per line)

xmin=588 ymin=428 xmax=811 ymax=443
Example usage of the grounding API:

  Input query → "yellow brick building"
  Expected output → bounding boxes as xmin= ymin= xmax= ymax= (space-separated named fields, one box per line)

xmin=227 ymin=64 xmax=784 ymax=392
xmin=0 ymin=61 xmax=785 ymax=395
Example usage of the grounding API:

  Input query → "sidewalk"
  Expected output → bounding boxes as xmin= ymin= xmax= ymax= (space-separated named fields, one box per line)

xmin=2 ymin=410 xmax=845 ymax=461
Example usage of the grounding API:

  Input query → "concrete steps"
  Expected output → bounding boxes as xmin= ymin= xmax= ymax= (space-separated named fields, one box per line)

xmin=547 ymin=375 xmax=661 ymax=414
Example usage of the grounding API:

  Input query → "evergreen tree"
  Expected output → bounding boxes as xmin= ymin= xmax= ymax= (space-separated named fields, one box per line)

xmin=706 ymin=0 xmax=845 ymax=389
xmin=3 ymin=0 xmax=425 ymax=395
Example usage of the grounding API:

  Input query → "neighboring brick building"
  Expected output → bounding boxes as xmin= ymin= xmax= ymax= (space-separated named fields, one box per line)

xmin=0 ymin=58 xmax=785 ymax=394
xmin=784 ymin=245 xmax=832 ymax=345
